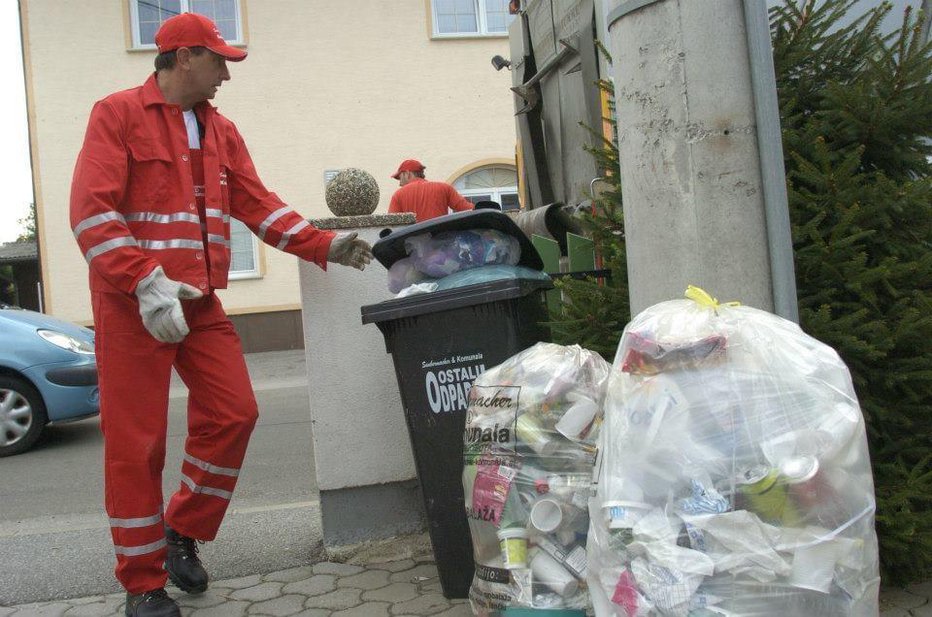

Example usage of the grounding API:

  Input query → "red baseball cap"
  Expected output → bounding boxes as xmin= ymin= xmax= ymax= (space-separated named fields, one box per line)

xmin=155 ymin=13 xmax=247 ymax=62
xmin=391 ymin=159 xmax=425 ymax=179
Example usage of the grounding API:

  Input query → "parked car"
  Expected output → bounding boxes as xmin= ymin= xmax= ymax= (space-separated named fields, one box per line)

xmin=0 ymin=303 xmax=99 ymax=456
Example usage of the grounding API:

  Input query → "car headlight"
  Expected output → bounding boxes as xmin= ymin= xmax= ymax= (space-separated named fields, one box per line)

xmin=37 ymin=329 xmax=96 ymax=355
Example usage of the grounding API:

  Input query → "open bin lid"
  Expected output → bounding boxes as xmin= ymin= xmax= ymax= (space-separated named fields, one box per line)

xmin=361 ymin=277 xmax=553 ymax=325
xmin=372 ymin=210 xmax=544 ymax=272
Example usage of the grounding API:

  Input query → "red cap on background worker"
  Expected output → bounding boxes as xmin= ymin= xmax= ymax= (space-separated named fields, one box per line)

xmin=391 ymin=159 xmax=426 ymax=180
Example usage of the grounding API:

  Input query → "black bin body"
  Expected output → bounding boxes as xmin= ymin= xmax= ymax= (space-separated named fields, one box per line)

xmin=361 ymin=278 xmax=552 ymax=598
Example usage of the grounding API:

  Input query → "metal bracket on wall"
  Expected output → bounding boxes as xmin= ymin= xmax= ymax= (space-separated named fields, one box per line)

xmin=511 ymin=36 xmax=580 ymax=114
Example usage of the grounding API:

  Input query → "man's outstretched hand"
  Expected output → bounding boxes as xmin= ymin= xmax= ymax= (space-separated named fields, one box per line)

xmin=327 ymin=232 xmax=373 ymax=271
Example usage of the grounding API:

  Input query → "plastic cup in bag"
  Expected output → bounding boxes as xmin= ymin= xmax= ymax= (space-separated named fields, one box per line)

xmin=555 ymin=396 xmax=599 ymax=441
xmin=530 ymin=496 xmax=566 ymax=534
xmin=790 ymin=541 xmax=839 ymax=593
xmin=529 ymin=548 xmax=578 ymax=597
xmin=497 ymin=527 xmax=529 ymax=570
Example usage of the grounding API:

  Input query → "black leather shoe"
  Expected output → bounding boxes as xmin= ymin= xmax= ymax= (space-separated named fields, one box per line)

xmin=124 ymin=588 xmax=180 ymax=617
xmin=164 ymin=526 xmax=209 ymax=594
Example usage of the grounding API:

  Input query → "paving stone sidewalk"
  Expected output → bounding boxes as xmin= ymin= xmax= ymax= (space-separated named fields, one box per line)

xmin=4 ymin=559 xmax=930 ymax=616
xmin=3 ymin=557 xmax=472 ymax=617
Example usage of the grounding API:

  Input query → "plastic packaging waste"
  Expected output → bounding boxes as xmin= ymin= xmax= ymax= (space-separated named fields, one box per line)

xmin=406 ymin=229 xmax=521 ymax=278
xmin=387 ymin=228 xmax=537 ymax=295
xmin=588 ymin=287 xmax=880 ymax=616
xmin=463 ymin=342 xmax=611 ymax=615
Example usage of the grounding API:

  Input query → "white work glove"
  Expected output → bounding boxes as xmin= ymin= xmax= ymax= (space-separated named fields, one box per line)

xmin=326 ymin=232 xmax=373 ymax=271
xmin=134 ymin=266 xmax=203 ymax=343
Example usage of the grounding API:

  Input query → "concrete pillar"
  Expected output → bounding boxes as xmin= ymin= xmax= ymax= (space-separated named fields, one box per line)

xmin=607 ymin=0 xmax=776 ymax=314
xmin=298 ymin=213 xmax=425 ymax=547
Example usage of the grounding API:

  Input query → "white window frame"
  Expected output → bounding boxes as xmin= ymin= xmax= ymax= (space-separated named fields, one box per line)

xmin=431 ymin=0 xmax=513 ymax=38
xmin=128 ymin=0 xmax=244 ymax=50
xmin=454 ymin=164 xmax=520 ymax=211
xmin=460 ymin=187 xmax=520 ymax=209
xmin=228 ymin=219 xmax=260 ymax=280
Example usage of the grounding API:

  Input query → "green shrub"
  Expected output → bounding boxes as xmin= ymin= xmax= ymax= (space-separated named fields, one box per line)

xmin=772 ymin=0 xmax=932 ymax=585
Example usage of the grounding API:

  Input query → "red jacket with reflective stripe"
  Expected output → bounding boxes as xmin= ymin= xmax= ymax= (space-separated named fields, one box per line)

xmin=70 ymin=74 xmax=334 ymax=294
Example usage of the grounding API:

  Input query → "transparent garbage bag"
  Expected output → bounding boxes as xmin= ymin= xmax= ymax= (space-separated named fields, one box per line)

xmin=434 ymin=265 xmax=552 ymax=292
xmin=588 ymin=287 xmax=880 ymax=616
xmin=387 ymin=257 xmax=431 ymax=294
xmin=463 ymin=342 xmax=612 ymax=616
xmin=406 ymin=229 xmax=521 ymax=278
xmin=391 ymin=265 xmax=551 ymax=297
xmin=388 ymin=229 xmax=534 ymax=295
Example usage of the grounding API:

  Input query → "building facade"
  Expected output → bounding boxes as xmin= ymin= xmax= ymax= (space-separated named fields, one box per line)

xmin=22 ymin=0 xmax=519 ymax=349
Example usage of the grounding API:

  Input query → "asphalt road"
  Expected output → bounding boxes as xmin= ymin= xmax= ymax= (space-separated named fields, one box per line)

xmin=0 ymin=354 xmax=324 ymax=605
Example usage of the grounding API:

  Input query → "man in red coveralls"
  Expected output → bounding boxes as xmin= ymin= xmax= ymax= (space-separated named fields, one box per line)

xmin=387 ymin=159 xmax=474 ymax=222
xmin=70 ymin=13 xmax=371 ymax=617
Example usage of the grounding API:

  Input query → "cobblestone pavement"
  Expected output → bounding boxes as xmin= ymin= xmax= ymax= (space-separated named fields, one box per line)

xmin=3 ymin=557 xmax=929 ymax=616
xmin=3 ymin=557 xmax=471 ymax=617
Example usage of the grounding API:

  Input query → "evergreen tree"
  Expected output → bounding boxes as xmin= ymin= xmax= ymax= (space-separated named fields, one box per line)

xmin=550 ymin=0 xmax=932 ymax=584
xmin=772 ymin=0 xmax=932 ymax=584
xmin=546 ymin=77 xmax=629 ymax=361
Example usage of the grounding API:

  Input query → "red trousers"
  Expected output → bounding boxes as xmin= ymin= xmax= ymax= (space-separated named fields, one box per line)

xmin=92 ymin=290 xmax=258 ymax=594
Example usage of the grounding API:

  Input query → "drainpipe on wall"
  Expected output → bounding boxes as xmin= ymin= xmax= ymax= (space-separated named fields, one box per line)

xmin=742 ymin=0 xmax=799 ymax=323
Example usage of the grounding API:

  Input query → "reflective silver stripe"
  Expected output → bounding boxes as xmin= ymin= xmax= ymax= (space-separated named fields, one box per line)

xmin=207 ymin=234 xmax=229 ymax=247
xmin=137 ymin=239 xmax=204 ymax=251
xmin=276 ymin=220 xmax=309 ymax=250
xmin=257 ymin=207 xmax=290 ymax=241
xmin=205 ymin=209 xmax=231 ymax=224
xmin=184 ymin=453 xmax=240 ymax=477
xmin=109 ymin=512 xmax=163 ymax=529
xmin=125 ymin=212 xmax=200 ymax=225
xmin=73 ymin=211 xmax=126 ymax=237
xmin=114 ymin=538 xmax=167 ymax=557
xmin=181 ymin=473 xmax=233 ymax=500
xmin=85 ymin=236 xmax=138 ymax=262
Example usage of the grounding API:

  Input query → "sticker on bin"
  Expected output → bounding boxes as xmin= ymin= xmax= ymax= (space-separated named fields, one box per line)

xmin=422 ymin=352 xmax=487 ymax=414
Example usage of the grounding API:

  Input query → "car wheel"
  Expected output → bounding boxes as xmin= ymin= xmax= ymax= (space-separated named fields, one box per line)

xmin=0 ymin=375 xmax=48 ymax=457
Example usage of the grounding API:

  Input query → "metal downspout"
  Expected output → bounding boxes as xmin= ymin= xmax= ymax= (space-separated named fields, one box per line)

xmin=742 ymin=0 xmax=799 ymax=323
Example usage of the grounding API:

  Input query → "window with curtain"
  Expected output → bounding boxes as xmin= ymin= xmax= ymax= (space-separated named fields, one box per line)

xmin=129 ymin=0 xmax=242 ymax=49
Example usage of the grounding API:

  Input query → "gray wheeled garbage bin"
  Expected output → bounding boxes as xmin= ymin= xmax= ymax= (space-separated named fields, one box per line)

xmin=361 ymin=211 xmax=552 ymax=599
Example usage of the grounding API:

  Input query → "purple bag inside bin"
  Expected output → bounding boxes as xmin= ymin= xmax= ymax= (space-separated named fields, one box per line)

xmin=405 ymin=229 xmax=521 ymax=278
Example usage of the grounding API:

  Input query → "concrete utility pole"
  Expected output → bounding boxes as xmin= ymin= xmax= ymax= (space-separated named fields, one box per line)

xmin=605 ymin=0 xmax=798 ymax=321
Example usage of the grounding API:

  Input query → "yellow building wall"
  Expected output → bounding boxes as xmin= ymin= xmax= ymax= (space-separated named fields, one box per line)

xmin=22 ymin=0 xmax=517 ymax=324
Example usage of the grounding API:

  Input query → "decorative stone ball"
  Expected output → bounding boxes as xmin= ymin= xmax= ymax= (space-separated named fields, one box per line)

xmin=325 ymin=168 xmax=380 ymax=217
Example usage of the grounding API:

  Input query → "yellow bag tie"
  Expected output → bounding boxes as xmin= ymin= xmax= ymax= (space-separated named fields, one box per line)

xmin=685 ymin=285 xmax=741 ymax=312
